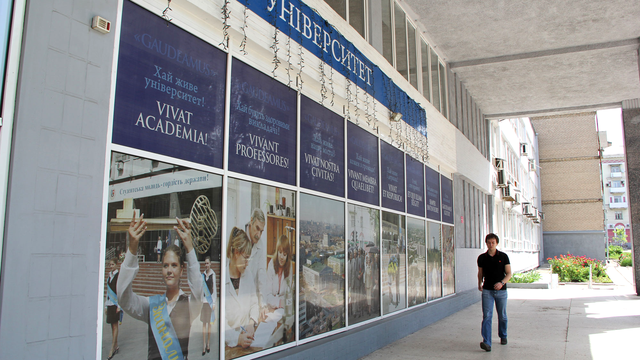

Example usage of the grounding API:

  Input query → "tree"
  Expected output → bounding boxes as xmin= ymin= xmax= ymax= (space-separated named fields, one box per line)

xmin=613 ymin=227 xmax=628 ymax=243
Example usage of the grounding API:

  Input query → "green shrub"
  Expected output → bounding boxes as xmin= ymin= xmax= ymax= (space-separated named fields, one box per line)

xmin=510 ymin=270 xmax=542 ymax=283
xmin=547 ymin=254 xmax=610 ymax=282
xmin=620 ymin=252 xmax=633 ymax=267
xmin=608 ymin=245 xmax=623 ymax=259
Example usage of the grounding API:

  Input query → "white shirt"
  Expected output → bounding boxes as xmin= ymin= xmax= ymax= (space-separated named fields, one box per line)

xmin=264 ymin=260 xmax=290 ymax=309
xmin=117 ymin=249 xmax=203 ymax=324
xmin=225 ymin=267 xmax=259 ymax=347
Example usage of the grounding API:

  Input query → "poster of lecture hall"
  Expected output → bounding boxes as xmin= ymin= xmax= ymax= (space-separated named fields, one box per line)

xmin=103 ymin=152 xmax=221 ymax=360
xmin=228 ymin=59 xmax=297 ymax=185
xmin=380 ymin=141 xmax=405 ymax=212
xmin=112 ymin=1 xmax=226 ymax=167
xmin=347 ymin=122 xmax=379 ymax=206
xmin=347 ymin=204 xmax=380 ymax=325
xmin=300 ymin=96 xmax=345 ymax=197
xmin=224 ymin=178 xmax=296 ymax=359
xmin=299 ymin=194 xmax=346 ymax=340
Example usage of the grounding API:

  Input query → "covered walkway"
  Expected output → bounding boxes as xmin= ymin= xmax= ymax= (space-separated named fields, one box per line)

xmin=361 ymin=265 xmax=638 ymax=360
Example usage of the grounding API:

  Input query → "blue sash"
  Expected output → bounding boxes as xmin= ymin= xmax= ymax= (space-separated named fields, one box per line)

xmin=107 ymin=285 xmax=118 ymax=307
xmin=202 ymin=273 xmax=216 ymax=323
xmin=149 ymin=295 xmax=185 ymax=360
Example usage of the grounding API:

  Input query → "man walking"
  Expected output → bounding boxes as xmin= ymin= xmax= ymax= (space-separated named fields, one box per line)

xmin=477 ymin=233 xmax=511 ymax=352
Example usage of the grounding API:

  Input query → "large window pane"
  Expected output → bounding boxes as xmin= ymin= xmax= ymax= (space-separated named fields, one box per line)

xmin=381 ymin=0 xmax=393 ymax=65
xmin=439 ymin=62 xmax=448 ymax=118
xmin=349 ymin=0 xmax=366 ymax=38
xmin=430 ymin=48 xmax=440 ymax=112
xmin=442 ymin=225 xmax=455 ymax=296
xmin=407 ymin=22 xmax=417 ymax=89
xmin=299 ymin=194 xmax=346 ymax=339
xmin=382 ymin=212 xmax=406 ymax=314
xmin=325 ymin=0 xmax=347 ymax=19
xmin=407 ymin=218 xmax=426 ymax=307
xmin=348 ymin=204 xmax=380 ymax=325
xmin=427 ymin=221 xmax=442 ymax=300
xmin=394 ymin=3 xmax=407 ymax=80
xmin=421 ymin=40 xmax=431 ymax=102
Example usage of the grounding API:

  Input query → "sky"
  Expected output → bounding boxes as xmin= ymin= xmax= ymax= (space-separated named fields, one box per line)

xmin=597 ymin=108 xmax=624 ymax=156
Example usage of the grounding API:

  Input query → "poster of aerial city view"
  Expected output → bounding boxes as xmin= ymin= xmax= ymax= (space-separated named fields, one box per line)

xmin=407 ymin=217 xmax=426 ymax=307
xmin=442 ymin=225 xmax=455 ymax=296
xmin=298 ymin=194 xmax=346 ymax=340
xmin=347 ymin=204 xmax=380 ymax=325
xmin=427 ymin=222 xmax=443 ymax=301
xmin=381 ymin=212 xmax=407 ymax=314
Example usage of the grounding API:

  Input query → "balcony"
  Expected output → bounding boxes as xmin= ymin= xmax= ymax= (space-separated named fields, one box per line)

xmin=610 ymin=172 xmax=624 ymax=178
xmin=609 ymin=202 xmax=628 ymax=209
xmin=609 ymin=187 xmax=626 ymax=193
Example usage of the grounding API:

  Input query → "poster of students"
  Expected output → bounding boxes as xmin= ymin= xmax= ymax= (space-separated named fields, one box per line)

xmin=407 ymin=218 xmax=426 ymax=307
xmin=347 ymin=204 xmax=380 ymax=325
xmin=112 ymin=1 xmax=226 ymax=168
xmin=299 ymin=194 xmax=346 ymax=340
xmin=103 ymin=152 xmax=221 ymax=360
xmin=427 ymin=222 xmax=443 ymax=301
xmin=224 ymin=179 xmax=296 ymax=359
xmin=381 ymin=212 xmax=406 ymax=314
xmin=442 ymin=225 xmax=456 ymax=296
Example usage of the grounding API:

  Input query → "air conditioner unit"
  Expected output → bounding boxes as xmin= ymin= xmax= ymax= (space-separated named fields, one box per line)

xmin=520 ymin=143 xmax=530 ymax=157
xmin=529 ymin=160 xmax=536 ymax=172
xmin=530 ymin=207 xmax=538 ymax=218
xmin=514 ymin=193 xmax=521 ymax=205
xmin=497 ymin=169 xmax=507 ymax=187
xmin=502 ymin=185 xmax=516 ymax=201
xmin=522 ymin=203 xmax=532 ymax=216
xmin=539 ymin=212 xmax=545 ymax=220
xmin=608 ymin=224 xmax=614 ymax=228
xmin=494 ymin=158 xmax=505 ymax=170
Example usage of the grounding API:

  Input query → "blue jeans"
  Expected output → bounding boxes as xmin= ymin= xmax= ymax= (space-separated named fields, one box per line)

xmin=481 ymin=289 xmax=508 ymax=346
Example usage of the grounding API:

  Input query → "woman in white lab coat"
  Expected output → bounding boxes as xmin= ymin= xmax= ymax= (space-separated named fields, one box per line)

xmin=225 ymin=227 xmax=259 ymax=348
xmin=263 ymin=235 xmax=292 ymax=312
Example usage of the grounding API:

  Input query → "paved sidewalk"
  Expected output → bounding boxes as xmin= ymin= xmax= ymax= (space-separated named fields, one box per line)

xmin=361 ymin=273 xmax=638 ymax=360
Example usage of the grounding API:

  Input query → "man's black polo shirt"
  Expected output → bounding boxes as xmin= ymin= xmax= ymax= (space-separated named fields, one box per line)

xmin=477 ymin=250 xmax=510 ymax=290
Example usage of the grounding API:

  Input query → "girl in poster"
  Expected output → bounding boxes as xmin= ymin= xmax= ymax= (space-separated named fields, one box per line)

xmin=118 ymin=215 xmax=204 ymax=360
xmin=264 ymin=235 xmax=292 ymax=312
xmin=105 ymin=258 xmax=121 ymax=360
xmin=201 ymin=256 xmax=217 ymax=356
xmin=225 ymin=227 xmax=259 ymax=349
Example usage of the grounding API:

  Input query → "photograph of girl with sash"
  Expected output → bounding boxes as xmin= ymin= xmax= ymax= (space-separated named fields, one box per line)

xmin=201 ymin=256 xmax=216 ymax=356
xmin=118 ymin=214 xmax=204 ymax=360
xmin=105 ymin=258 xmax=121 ymax=360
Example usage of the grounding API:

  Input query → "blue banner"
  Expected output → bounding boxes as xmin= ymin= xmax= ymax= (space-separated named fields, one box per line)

xmin=441 ymin=175 xmax=454 ymax=224
xmin=113 ymin=1 xmax=226 ymax=167
xmin=300 ymin=96 xmax=345 ymax=196
xmin=228 ymin=59 xmax=297 ymax=185
xmin=347 ymin=122 xmax=379 ymax=205
xmin=405 ymin=155 xmax=425 ymax=217
xmin=149 ymin=294 xmax=185 ymax=360
xmin=236 ymin=0 xmax=426 ymax=133
xmin=426 ymin=166 xmax=441 ymax=221
xmin=380 ymin=141 xmax=405 ymax=212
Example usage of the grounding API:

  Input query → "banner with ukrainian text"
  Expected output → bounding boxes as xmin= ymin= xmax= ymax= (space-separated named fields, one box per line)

xmin=441 ymin=175 xmax=454 ymax=224
xmin=425 ymin=166 xmax=441 ymax=221
xmin=347 ymin=122 xmax=379 ymax=206
xmin=112 ymin=1 xmax=226 ymax=167
xmin=405 ymin=155 xmax=425 ymax=217
xmin=228 ymin=59 xmax=297 ymax=185
xmin=380 ymin=142 xmax=405 ymax=212
xmin=300 ymin=96 xmax=345 ymax=197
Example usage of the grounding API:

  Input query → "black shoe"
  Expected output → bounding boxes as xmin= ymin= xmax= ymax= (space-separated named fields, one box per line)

xmin=501 ymin=338 xmax=507 ymax=345
xmin=480 ymin=342 xmax=491 ymax=352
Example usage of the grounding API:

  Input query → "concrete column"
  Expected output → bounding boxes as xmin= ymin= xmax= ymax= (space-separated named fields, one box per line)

xmin=621 ymin=99 xmax=640 ymax=295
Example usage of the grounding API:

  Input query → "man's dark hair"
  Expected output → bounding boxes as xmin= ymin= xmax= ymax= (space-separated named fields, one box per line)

xmin=485 ymin=233 xmax=499 ymax=244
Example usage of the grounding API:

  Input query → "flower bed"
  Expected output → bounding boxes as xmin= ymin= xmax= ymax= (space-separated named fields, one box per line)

xmin=547 ymin=254 xmax=611 ymax=283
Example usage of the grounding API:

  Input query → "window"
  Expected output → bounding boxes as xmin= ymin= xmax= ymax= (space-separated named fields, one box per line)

xmin=393 ymin=2 xmax=407 ymax=80
xmin=349 ymin=0 xmax=366 ymax=38
xmin=615 ymin=212 xmax=623 ymax=220
xmin=611 ymin=180 xmax=623 ymax=188
xmin=420 ymin=40 xmax=431 ymax=102
xmin=613 ymin=196 xmax=623 ymax=203
xmin=611 ymin=165 xmax=621 ymax=173
xmin=430 ymin=48 xmax=440 ymax=112
xmin=407 ymin=21 xmax=417 ymax=89
xmin=438 ymin=62 xmax=447 ymax=118
xmin=325 ymin=0 xmax=347 ymax=19
xmin=380 ymin=0 xmax=393 ymax=64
